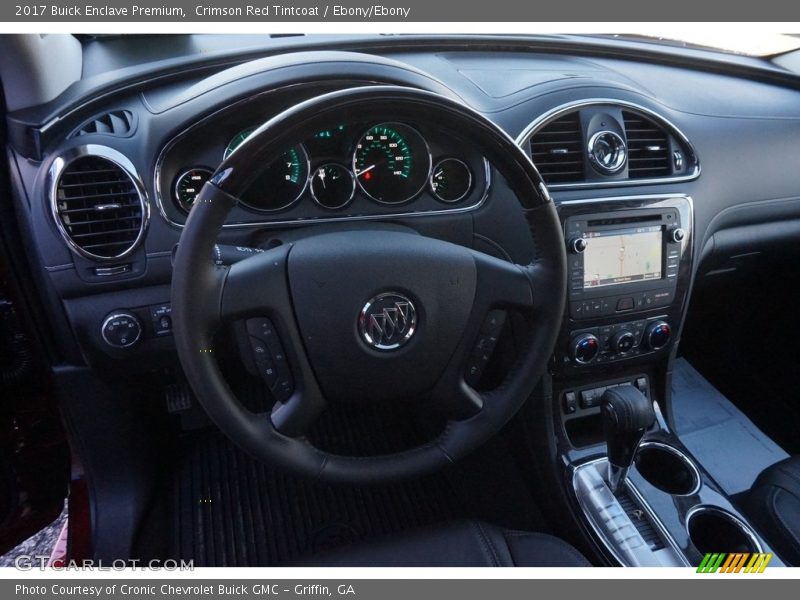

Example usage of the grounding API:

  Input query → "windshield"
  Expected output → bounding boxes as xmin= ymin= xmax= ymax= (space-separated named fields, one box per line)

xmin=600 ymin=32 xmax=800 ymax=57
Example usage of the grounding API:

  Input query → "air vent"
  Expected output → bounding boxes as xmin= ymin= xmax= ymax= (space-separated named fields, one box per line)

xmin=623 ymin=111 xmax=671 ymax=179
xmin=72 ymin=110 xmax=135 ymax=138
xmin=530 ymin=112 xmax=585 ymax=184
xmin=52 ymin=153 xmax=145 ymax=261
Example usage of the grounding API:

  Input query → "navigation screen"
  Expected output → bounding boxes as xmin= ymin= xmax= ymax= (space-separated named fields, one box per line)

xmin=583 ymin=226 xmax=662 ymax=288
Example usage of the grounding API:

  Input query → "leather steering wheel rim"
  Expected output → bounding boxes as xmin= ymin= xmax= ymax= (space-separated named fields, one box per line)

xmin=171 ymin=85 xmax=566 ymax=484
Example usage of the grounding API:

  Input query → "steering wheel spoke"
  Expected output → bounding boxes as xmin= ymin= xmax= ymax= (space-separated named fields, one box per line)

xmin=217 ymin=245 xmax=327 ymax=437
xmin=472 ymin=251 xmax=536 ymax=312
xmin=220 ymin=245 xmax=292 ymax=320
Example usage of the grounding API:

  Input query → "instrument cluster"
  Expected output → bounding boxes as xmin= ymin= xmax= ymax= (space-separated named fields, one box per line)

xmin=157 ymin=111 xmax=488 ymax=227
xmin=162 ymin=121 xmax=488 ymax=220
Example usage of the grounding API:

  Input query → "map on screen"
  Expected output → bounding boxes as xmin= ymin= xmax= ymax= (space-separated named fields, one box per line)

xmin=583 ymin=227 xmax=662 ymax=288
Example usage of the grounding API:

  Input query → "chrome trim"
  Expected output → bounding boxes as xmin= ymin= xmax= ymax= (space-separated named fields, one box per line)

xmin=358 ymin=292 xmax=417 ymax=351
xmin=685 ymin=506 xmax=764 ymax=554
xmin=516 ymin=98 xmax=701 ymax=190
xmin=430 ymin=158 xmax=473 ymax=204
xmin=352 ymin=122 xmax=432 ymax=206
xmin=153 ymin=87 xmax=490 ymax=229
xmin=100 ymin=312 xmax=142 ymax=348
xmin=623 ymin=474 xmax=691 ymax=567
xmin=48 ymin=144 xmax=150 ymax=263
xmin=310 ymin=163 xmax=356 ymax=210
xmin=587 ymin=130 xmax=627 ymax=175
xmin=573 ymin=457 xmax=691 ymax=567
xmin=637 ymin=441 xmax=702 ymax=496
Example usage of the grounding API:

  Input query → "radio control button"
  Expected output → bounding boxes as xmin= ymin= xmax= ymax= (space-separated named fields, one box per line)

xmin=670 ymin=228 xmax=686 ymax=243
xmin=616 ymin=297 xmax=635 ymax=311
xmin=568 ymin=237 xmax=588 ymax=254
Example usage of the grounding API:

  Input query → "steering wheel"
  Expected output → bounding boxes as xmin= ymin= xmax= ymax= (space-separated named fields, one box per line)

xmin=171 ymin=85 xmax=566 ymax=484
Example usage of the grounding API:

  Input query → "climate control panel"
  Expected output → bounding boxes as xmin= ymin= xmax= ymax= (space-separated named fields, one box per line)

xmin=567 ymin=318 xmax=671 ymax=366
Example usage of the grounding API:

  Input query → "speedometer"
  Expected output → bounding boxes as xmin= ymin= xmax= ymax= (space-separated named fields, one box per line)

xmin=353 ymin=123 xmax=431 ymax=204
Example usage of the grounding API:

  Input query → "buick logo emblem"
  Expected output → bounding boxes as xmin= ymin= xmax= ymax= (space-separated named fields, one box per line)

xmin=358 ymin=293 xmax=417 ymax=351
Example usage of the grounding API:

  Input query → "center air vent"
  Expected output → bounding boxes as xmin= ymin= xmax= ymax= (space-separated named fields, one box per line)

xmin=51 ymin=150 xmax=146 ymax=261
xmin=520 ymin=100 xmax=699 ymax=189
xmin=623 ymin=111 xmax=671 ymax=179
xmin=529 ymin=112 xmax=585 ymax=184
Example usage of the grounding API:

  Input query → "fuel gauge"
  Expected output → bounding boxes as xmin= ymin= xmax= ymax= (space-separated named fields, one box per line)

xmin=430 ymin=158 xmax=472 ymax=203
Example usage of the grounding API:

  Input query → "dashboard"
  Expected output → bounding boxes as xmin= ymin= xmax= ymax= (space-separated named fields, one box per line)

xmin=7 ymin=36 xmax=800 ymax=375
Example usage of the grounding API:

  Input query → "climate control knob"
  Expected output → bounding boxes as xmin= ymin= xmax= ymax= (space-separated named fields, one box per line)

xmin=610 ymin=330 xmax=636 ymax=354
xmin=570 ymin=333 xmax=600 ymax=364
xmin=101 ymin=312 xmax=142 ymax=349
xmin=644 ymin=321 xmax=672 ymax=350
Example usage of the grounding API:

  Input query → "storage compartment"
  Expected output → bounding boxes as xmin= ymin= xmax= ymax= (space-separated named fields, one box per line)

xmin=634 ymin=442 xmax=700 ymax=495
xmin=687 ymin=506 xmax=761 ymax=555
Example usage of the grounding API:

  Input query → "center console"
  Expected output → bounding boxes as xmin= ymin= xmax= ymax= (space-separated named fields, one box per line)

xmin=549 ymin=195 xmax=785 ymax=567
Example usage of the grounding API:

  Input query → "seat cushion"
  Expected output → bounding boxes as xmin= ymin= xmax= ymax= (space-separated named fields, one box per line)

xmin=744 ymin=455 xmax=800 ymax=566
xmin=294 ymin=520 xmax=591 ymax=567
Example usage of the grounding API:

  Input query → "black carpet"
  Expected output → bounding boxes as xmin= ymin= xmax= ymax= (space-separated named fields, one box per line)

xmin=169 ymin=407 xmax=546 ymax=566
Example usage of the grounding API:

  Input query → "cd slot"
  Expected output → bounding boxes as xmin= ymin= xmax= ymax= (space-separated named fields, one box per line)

xmin=587 ymin=214 xmax=661 ymax=227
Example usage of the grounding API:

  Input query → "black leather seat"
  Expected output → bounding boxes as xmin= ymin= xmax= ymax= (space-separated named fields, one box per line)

xmin=744 ymin=456 xmax=800 ymax=566
xmin=295 ymin=520 xmax=591 ymax=567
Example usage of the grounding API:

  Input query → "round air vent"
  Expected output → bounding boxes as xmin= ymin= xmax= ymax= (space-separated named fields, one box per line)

xmin=50 ymin=147 xmax=147 ymax=261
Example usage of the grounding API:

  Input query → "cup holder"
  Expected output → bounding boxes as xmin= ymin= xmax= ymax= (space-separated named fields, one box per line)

xmin=634 ymin=442 xmax=701 ymax=496
xmin=687 ymin=507 xmax=762 ymax=555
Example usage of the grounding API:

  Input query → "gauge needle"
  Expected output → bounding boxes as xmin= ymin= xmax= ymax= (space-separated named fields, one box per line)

xmin=355 ymin=164 xmax=376 ymax=177
xmin=317 ymin=167 xmax=327 ymax=188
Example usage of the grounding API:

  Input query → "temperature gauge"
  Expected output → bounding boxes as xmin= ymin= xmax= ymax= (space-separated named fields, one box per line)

xmin=174 ymin=168 xmax=213 ymax=213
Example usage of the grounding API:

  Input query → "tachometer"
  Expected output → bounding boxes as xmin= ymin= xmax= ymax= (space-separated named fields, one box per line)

xmin=239 ymin=145 xmax=310 ymax=212
xmin=224 ymin=127 xmax=257 ymax=160
xmin=353 ymin=123 xmax=430 ymax=204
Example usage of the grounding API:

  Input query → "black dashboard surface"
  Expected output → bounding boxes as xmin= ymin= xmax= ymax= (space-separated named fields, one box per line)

xmin=7 ymin=35 xmax=800 ymax=367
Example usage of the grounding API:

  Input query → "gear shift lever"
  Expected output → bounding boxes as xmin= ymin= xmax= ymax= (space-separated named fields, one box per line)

xmin=600 ymin=385 xmax=655 ymax=494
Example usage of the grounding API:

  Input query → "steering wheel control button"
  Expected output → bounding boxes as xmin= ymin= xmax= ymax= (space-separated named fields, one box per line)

xmin=587 ymin=131 xmax=627 ymax=175
xmin=465 ymin=310 xmax=508 ymax=386
xmin=245 ymin=318 xmax=294 ymax=402
xmin=100 ymin=312 xmax=142 ymax=348
xmin=570 ymin=333 xmax=600 ymax=364
xmin=358 ymin=292 xmax=417 ymax=351
xmin=645 ymin=321 xmax=672 ymax=350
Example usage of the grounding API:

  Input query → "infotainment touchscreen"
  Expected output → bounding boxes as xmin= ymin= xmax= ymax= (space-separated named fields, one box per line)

xmin=583 ymin=226 xmax=662 ymax=288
